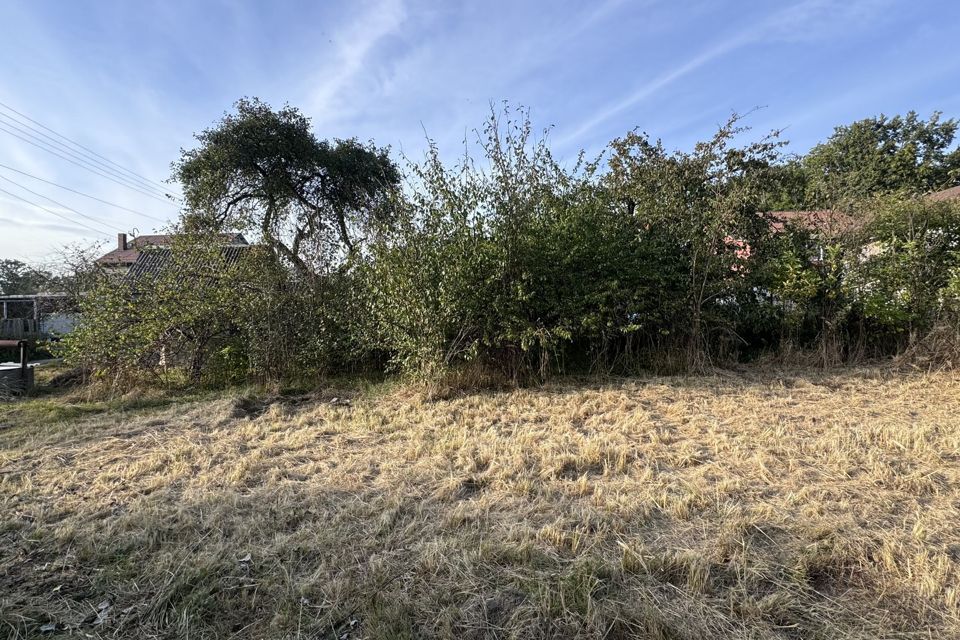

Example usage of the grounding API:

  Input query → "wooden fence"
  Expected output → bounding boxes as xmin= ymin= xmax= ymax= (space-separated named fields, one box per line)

xmin=0 ymin=319 xmax=40 ymax=339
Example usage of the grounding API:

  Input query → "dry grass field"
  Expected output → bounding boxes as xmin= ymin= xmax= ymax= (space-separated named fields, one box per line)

xmin=1 ymin=368 xmax=959 ymax=639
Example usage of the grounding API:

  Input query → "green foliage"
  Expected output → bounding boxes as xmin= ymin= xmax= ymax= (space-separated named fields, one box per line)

xmin=56 ymin=275 xmax=152 ymax=384
xmin=59 ymin=236 xmax=263 ymax=386
xmin=942 ymin=266 xmax=960 ymax=316
xmin=58 ymin=102 xmax=960 ymax=387
xmin=0 ymin=259 xmax=51 ymax=295
xmin=363 ymin=108 xmax=688 ymax=379
xmin=769 ymin=237 xmax=858 ymax=363
xmin=804 ymin=111 xmax=960 ymax=206
xmin=606 ymin=114 xmax=786 ymax=369
xmin=761 ymin=158 xmax=809 ymax=210
xmin=175 ymin=98 xmax=400 ymax=278
xmin=852 ymin=197 xmax=960 ymax=337
xmin=364 ymin=109 xmax=578 ymax=378
xmin=240 ymin=264 xmax=372 ymax=379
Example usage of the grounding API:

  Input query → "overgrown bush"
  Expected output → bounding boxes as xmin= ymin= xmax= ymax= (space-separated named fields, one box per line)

xmin=363 ymin=109 xmax=692 ymax=381
xmin=240 ymin=265 xmax=374 ymax=380
xmin=57 ymin=101 xmax=960 ymax=388
xmin=58 ymin=236 xmax=262 ymax=386
xmin=606 ymin=115 xmax=788 ymax=369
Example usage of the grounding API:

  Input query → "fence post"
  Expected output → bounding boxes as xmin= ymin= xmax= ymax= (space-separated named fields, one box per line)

xmin=19 ymin=340 xmax=28 ymax=382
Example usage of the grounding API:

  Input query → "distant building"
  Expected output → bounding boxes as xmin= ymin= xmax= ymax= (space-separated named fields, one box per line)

xmin=764 ymin=186 xmax=960 ymax=264
xmin=124 ymin=244 xmax=256 ymax=285
xmin=0 ymin=234 xmax=254 ymax=340
xmin=928 ymin=185 xmax=960 ymax=202
xmin=96 ymin=232 xmax=249 ymax=274
xmin=766 ymin=209 xmax=858 ymax=235
xmin=0 ymin=293 xmax=76 ymax=339
xmin=766 ymin=185 xmax=960 ymax=236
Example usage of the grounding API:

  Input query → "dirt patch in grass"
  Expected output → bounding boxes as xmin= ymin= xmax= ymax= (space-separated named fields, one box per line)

xmin=1 ymin=368 xmax=959 ymax=638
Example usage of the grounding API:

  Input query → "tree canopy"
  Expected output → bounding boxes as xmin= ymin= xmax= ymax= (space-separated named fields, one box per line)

xmin=0 ymin=259 xmax=51 ymax=295
xmin=803 ymin=111 xmax=960 ymax=206
xmin=60 ymin=103 xmax=960 ymax=387
xmin=174 ymin=98 xmax=400 ymax=278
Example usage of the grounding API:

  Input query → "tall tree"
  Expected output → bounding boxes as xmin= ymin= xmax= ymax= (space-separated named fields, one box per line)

xmin=174 ymin=98 xmax=400 ymax=278
xmin=803 ymin=111 xmax=960 ymax=206
xmin=40 ymin=242 xmax=105 ymax=299
xmin=0 ymin=259 xmax=51 ymax=295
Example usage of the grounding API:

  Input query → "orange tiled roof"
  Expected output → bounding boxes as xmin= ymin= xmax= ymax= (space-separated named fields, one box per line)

xmin=766 ymin=210 xmax=859 ymax=234
xmin=928 ymin=185 xmax=960 ymax=202
xmin=97 ymin=233 xmax=247 ymax=265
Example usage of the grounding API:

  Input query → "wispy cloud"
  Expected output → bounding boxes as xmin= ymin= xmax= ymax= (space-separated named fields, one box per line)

xmin=0 ymin=212 xmax=97 ymax=236
xmin=765 ymin=0 xmax=893 ymax=42
xmin=307 ymin=0 xmax=407 ymax=124
xmin=555 ymin=36 xmax=749 ymax=147
xmin=574 ymin=0 xmax=637 ymax=34
xmin=0 ymin=0 xmax=954 ymax=262
xmin=556 ymin=0 xmax=894 ymax=148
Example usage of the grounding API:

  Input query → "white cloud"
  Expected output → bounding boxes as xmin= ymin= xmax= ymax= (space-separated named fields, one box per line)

xmin=307 ymin=0 xmax=407 ymax=124
xmin=556 ymin=0 xmax=894 ymax=148
xmin=554 ymin=35 xmax=749 ymax=147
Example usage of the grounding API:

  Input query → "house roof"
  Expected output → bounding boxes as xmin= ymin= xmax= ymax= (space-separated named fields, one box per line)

xmin=127 ymin=233 xmax=248 ymax=248
xmin=767 ymin=187 xmax=960 ymax=234
xmin=96 ymin=233 xmax=248 ymax=265
xmin=95 ymin=247 xmax=139 ymax=266
xmin=124 ymin=245 xmax=255 ymax=284
xmin=766 ymin=210 xmax=860 ymax=234
xmin=928 ymin=185 xmax=960 ymax=202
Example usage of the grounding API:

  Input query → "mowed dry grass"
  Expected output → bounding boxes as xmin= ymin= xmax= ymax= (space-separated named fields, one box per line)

xmin=1 ymin=369 xmax=959 ymax=639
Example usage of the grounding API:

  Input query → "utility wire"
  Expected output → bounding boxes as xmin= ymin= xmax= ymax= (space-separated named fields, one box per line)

xmin=0 ymin=110 xmax=173 ymax=199
xmin=0 ymin=186 xmax=114 ymax=237
xmin=0 ymin=117 xmax=172 ymax=201
xmin=0 ymin=99 xmax=178 ymax=195
xmin=0 ymin=173 xmax=123 ymax=233
xmin=0 ymin=121 xmax=176 ymax=205
xmin=0 ymin=161 xmax=169 ymax=224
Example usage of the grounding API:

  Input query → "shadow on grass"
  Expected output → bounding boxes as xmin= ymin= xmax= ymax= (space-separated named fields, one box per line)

xmin=0 ymin=393 xmax=207 ymax=435
xmin=1 ymin=379 xmax=943 ymax=640
xmin=1 ymin=365 xmax=954 ymax=637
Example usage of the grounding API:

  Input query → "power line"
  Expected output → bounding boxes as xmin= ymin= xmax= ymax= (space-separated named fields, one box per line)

xmin=0 ymin=99 xmax=179 ymax=196
xmin=0 ymin=161 xmax=169 ymax=224
xmin=0 ymin=121 xmax=176 ymax=205
xmin=0 ymin=110 xmax=173 ymax=199
xmin=0 ymin=173 xmax=123 ymax=233
xmin=0 ymin=117 xmax=173 ymax=201
xmin=0 ymin=185 xmax=114 ymax=237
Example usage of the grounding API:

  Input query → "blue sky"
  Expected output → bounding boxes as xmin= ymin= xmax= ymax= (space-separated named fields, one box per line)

xmin=1 ymin=0 xmax=959 ymax=262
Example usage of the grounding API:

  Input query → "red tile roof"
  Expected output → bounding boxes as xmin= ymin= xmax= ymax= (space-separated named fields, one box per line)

xmin=95 ymin=247 xmax=139 ymax=266
xmin=766 ymin=210 xmax=859 ymax=234
xmin=928 ymin=185 xmax=960 ymax=202
xmin=97 ymin=233 xmax=247 ymax=265
xmin=766 ymin=186 xmax=960 ymax=235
